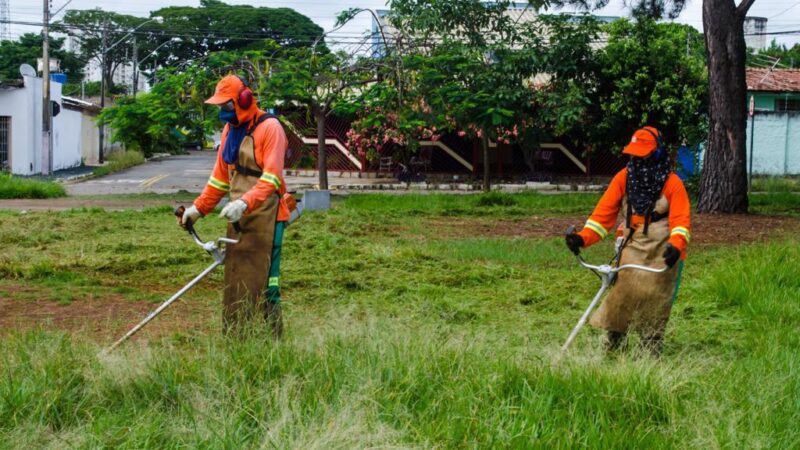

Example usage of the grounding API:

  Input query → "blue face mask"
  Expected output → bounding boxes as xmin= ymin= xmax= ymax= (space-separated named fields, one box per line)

xmin=218 ymin=109 xmax=239 ymax=125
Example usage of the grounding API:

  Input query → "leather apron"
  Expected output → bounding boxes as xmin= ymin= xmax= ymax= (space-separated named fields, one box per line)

xmin=222 ymin=134 xmax=279 ymax=330
xmin=589 ymin=195 xmax=680 ymax=338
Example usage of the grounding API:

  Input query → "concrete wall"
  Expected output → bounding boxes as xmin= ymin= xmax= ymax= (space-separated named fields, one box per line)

xmin=79 ymin=113 xmax=100 ymax=165
xmin=0 ymin=75 xmax=95 ymax=174
xmin=0 ymin=75 xmax=41 ymax=175
xmin=53 ymin=107 xmax=83 ymax=170
xmin=747 ymin=111 xmax=800 ymax=175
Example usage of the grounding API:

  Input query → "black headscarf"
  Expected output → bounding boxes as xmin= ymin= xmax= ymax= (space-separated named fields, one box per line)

xmin=626 ymin=154 xmax=671 ymax=217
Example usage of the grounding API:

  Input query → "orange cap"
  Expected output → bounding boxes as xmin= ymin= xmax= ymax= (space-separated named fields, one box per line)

xmin=623 ymin=126 xmax=660 ymax=157
xmin=204 ymin=75 xmax=244 ymax=105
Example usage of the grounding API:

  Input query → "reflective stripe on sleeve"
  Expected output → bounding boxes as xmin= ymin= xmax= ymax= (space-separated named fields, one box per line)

xmin=207 ymin=176 xmax=230 ymax=192
xmin=670 ymin=226 xmax=691 ymax=242
xmin=584 ymin=219 xmax=608 ymax=239
xmin=259 ymin=172 xmax=281 ymax=189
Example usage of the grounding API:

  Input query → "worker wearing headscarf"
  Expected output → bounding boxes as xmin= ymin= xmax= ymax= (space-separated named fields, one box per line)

xmin=180 ymin=74 xmax=293 ymax=337
xmin=565 ymin=126 xmax=691 ymax=355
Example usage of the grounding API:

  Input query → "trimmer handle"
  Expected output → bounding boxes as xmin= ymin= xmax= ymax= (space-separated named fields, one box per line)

xmin=174 ymin=205 xmax=241 ymax=236
xmin=174 ymin=205 xmax=196 ymax=235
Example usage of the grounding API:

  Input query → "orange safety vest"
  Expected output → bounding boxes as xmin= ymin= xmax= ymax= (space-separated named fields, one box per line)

xmin=577 ymin=168 xmax=691 ymax=258
xmin=194 ymin=112 xmax=290 ymax=222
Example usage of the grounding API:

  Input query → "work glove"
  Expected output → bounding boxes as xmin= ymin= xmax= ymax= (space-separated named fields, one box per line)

xmin=663 ymin=244 xmax=681 ymax=268
xmin=565 ymin=233 xmax=584 ymax=255
xmin=180 ymin=205 xmax=202 ymax=228
xmin=220 ymin=199 xmax=248 ymax=223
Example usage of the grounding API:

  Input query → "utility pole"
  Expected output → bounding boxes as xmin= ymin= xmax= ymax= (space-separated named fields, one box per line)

xmin=132 ymin=37 xmax=138 ymax=97
xmin=42 ymin=0 xmax=52 ymax=175
xmin=99 ymin=21 xmax=107 ymax=164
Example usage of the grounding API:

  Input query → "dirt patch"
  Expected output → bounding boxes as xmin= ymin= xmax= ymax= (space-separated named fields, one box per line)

xmin=424 ymin=213 xmax=800 ymax=245
xmin=0 ymin=293 xmax=215 ymax=342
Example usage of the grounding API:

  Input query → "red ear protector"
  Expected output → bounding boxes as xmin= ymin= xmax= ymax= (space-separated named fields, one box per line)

xmin=236 ymin=75 xmax=254 ymax=109
xmin=640 ymin=127 xmax=666 ymax=161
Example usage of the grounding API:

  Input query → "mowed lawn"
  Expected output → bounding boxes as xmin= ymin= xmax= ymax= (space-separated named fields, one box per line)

xmin=0 ymin=192 xmax=798 ymax=449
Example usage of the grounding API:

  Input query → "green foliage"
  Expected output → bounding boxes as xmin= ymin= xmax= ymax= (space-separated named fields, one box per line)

xmin=92 ymin=150 xmax=145 ymax=177
xmin=98 ymin=62 xmax=223 ymax=156
xmin=0 ymin=33 xmax=84 ymax=83
xmin=56 ymin=9 xmax=155 ymax=92
xmin=0 ymin=174 xmax=67 ymax=199
xmin=585 ymin=18 xmax=708 ymax=154
xmin=751 ymin=176 xmax=800 ymax=193
xmin=148 ymin=0 xmax=325 ymax=66
xmin=747 ymin=41 xmax=800 ymax=69
xmin=345 ymin=6 xmax=600 ymax=175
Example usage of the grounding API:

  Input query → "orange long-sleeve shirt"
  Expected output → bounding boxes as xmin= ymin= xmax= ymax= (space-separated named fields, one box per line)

xmin=577 ymin=169 xmax=691 ymax=258
xmin=194 ymin=114 xmax=290 ymax=221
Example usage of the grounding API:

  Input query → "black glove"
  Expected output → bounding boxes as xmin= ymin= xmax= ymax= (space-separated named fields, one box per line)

xmin=663 ymin=244 xmax=680 ymax=268
xmin=565 ymin=233 xmax=584 ymax=255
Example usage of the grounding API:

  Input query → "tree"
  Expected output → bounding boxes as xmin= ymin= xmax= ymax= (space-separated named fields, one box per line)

xmin=261 ymin=47 xmax=375 ymax=190
xmin=585 ymin=18 xmax=708 ymax=153
xmin=56 ymin=9 xmax=154 ymax=92
xmin=0 ymin=33 xmax=84 ymax=83
xmin=147 ymin=0 xmax=324 ymax=66
xmin=347 ymin=1 xmax=598 ymax=190
xmin=574 ymin=0 xmax=753 ymax=213
xmin=98 ymin=55 xmax=239 ymax=156
xmin=695 ymin=0 xmax=754 ymax=213
xmin=747 ymin=40 xmax=800 ymax=69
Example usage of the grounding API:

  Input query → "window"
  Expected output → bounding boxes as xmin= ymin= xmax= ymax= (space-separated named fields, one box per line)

xmin=0 ymin=116 xmax=9 ymax=171
xmin=775 ymin=98 xmax=800 ymax=112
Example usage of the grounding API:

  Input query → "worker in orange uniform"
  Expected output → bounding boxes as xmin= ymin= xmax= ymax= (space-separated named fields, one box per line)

xmin=179 ymin=74 xmax=293 ymax=337
xmin=565 ymin=126 xmax=691 ymax=356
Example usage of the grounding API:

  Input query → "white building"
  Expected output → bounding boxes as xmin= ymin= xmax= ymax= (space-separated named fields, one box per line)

xmin=0 ymin=73 xmax=100 ymax=175
xmin=744 ymin=17 xmax=768 ymax=52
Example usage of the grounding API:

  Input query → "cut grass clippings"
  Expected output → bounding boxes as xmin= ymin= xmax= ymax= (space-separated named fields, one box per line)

xmin=0 ymin=173 xmax=66 ymax=199
xmin=92 ymin=150 xmax=145 ymax=177
xmin=0 ymin=193 xmax=798 ymax=448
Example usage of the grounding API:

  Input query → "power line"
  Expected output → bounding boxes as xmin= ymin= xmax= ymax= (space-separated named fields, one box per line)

xmin=768 ymin=1 xmax=800 ymax=19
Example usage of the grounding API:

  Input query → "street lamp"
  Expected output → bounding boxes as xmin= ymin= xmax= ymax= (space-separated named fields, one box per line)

xmin=132 ymin=37 xmax=178 ymax=96
xmin=98 ymin=16 xmax=162 ymax=163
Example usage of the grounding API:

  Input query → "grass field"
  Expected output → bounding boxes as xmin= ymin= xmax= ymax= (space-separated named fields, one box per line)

xmin=1 ymin=192 xmax=798 ymax=448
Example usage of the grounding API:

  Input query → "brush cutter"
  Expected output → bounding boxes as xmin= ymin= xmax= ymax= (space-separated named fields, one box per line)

xmin=103 ymin=199 xmax=305 ymax=353
xmin=556 ymin=226 xmax=667 ymax=361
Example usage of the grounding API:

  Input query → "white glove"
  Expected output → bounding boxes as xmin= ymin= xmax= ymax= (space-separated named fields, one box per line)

xmin=220 ymin=199 xmax=248 ymax=223
xmin=181 ymin=205 xmax=202 ymax=227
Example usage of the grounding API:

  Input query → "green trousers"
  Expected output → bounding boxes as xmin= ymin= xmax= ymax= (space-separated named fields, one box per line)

xmin=265 ymin=221 xmax=285 ymax=305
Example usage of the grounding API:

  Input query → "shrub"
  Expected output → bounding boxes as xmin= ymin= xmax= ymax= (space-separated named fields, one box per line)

xmin=0 ymin=173 xmax=66 ymax=199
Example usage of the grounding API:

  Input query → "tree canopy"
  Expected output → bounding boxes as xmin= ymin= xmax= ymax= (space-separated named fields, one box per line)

xmin=147 ymin=0 xmax=325 ymax=66
xmin=0 ymin=33 xmax=84 ymax=83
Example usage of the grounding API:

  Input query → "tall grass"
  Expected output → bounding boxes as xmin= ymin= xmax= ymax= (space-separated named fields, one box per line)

xmin=92 ymin=150 xmax=145 ymax=177
xmin=751 ymin=176 xmax=800 ymax=193
xmin=0 ymin=195 xmax=798 ymax=447
xmin=0 ymin=173 xmax=66 ymax=199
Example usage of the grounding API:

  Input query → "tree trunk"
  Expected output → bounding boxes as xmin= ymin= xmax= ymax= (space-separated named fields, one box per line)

xmin=481 ymin=133 xmax=490 ymax=192
xmin=696 ymin=0 xmax=753 ymax=213
xmin=315 ymin=108 xmax=329 ymax=190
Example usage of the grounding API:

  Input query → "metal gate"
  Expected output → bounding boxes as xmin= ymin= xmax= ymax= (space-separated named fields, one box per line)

xmin=0 ymin=116 xmax=9 ymax=171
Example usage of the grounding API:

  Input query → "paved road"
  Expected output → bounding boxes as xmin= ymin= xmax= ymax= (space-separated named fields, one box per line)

xmin=66 ymin=151 xmax=388 ymax=196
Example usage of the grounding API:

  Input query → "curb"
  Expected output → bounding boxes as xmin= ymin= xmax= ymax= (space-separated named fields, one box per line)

xmin=292 ymin=182 xmax=606 ymax=193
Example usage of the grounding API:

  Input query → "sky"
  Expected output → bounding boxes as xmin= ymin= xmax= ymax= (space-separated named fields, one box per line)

xmin=7 ymin=0 xmax=800 ymax=48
